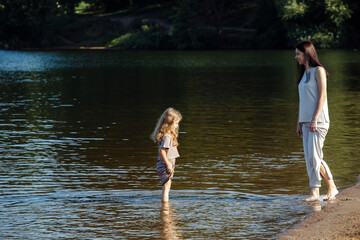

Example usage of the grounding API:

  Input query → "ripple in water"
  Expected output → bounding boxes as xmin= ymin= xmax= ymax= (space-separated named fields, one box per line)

xmin=1 ymin=50 xmax=360 ymax=239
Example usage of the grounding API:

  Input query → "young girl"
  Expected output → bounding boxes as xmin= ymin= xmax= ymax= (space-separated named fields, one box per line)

xmin=151 ymin=107 xmax=182 ymax=202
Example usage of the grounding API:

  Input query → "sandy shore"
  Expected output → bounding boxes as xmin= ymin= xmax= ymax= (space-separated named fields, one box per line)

xmin=279 ymin=183 xmax=360 ymax=240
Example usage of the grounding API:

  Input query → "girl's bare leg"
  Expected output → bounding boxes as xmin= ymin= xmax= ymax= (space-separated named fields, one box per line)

xmin=162 ymin=179 xmax=172 ymax=202
xmin=320 ymin=163 xmax=338 ymax=200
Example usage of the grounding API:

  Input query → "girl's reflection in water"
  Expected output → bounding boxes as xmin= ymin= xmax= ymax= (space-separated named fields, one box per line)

xmin=160 ymin=202 xmax=183 ymax=240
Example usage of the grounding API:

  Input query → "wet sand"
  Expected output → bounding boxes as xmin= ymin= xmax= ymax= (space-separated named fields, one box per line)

xmin=280 ymin=183 xmax=360 ymax=240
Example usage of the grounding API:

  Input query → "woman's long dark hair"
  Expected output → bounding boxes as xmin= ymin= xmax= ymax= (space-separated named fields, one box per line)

xmin=296 ymin=40 xmax=328 ymax=83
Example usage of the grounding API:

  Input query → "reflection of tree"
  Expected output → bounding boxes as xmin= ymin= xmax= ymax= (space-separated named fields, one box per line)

xmin=160 ymin=202 xmax=182 ymax=240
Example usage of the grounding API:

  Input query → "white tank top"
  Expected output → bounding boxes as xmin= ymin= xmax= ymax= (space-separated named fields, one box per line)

xmin=298 ymin=67 xmax=330 ymax=125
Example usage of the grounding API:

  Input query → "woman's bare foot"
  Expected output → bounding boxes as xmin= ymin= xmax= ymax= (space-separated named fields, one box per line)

xmin=323 ymin=187 xmax=339 ymax=201
xmin=305 ymin=195 xmax=320 ymax=202
xmin=305 ymin=187 xmax=320 ymax=202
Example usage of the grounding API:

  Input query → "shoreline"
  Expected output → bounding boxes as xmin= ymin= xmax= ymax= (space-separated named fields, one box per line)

xmin=279 ymin=182 xmax=360 ymax=239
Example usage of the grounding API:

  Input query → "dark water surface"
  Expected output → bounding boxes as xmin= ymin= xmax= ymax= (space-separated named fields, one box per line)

xmin=1 ymin=49 xmax=359 ymax=239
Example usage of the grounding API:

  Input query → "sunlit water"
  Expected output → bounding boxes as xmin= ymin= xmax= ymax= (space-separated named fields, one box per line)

xmin=1 ymin=49 xmax=360 ymax=239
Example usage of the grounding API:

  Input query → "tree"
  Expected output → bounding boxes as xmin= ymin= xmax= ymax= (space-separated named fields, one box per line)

xmin=170 ymin=0 xmax=200 ymax=49
xmin=254 ymin=0 xmax=286 ymax=48
xmin=0 ymin=0 xmax=57 ymax=48
xmin=276 ymin=0 xmax=353 ymax=48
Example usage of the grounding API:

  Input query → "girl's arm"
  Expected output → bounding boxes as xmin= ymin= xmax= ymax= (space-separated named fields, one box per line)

xmin=159 ymin=148 xmax=174 ymax=174
xmin=311 ymin=67 xmax=327 ymax=132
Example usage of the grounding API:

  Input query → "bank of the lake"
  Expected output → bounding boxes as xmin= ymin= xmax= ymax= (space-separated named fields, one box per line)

xmin=280 ymin=182 xmax=360 ymax=239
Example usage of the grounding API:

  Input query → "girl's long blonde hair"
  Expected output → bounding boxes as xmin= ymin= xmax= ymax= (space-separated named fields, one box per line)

xmin=151 ymin=107 xmax=182 ymax=146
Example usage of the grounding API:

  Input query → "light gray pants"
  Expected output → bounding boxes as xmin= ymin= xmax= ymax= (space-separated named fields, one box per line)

xmin=302 ymin=123 xmax=333 ymax=188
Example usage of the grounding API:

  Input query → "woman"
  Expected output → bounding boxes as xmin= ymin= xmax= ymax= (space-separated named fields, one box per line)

xmin=295 ymin=40 xmax=338 ymax=201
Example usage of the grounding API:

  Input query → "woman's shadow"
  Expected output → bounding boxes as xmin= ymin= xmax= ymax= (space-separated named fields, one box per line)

xmin=159 ymin=202 xmax=183 ymax=240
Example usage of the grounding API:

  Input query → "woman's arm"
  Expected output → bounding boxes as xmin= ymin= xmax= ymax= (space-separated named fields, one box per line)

xmin=159 ymin=148 xmax=174 ymax=174
xmin=297 ymin=102 xmax=303 ymax=136
xmin=310 ymin=67 xmax=327 ymax=132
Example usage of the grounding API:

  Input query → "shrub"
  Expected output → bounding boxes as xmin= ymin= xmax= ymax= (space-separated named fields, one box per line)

xmin=106 ymin=23 xmax=172 ymax=49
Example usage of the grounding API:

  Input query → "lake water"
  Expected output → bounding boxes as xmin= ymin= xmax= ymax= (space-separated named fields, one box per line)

xmin=0 ymin=49 xmax=359 ymax=239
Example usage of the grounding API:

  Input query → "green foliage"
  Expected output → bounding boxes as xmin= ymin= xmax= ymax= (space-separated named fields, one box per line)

xmin=58 ymin=0 xmax=82 ymax=15
xmin=85 ymin=0 xmax=129 ymax=11
xmin=0 ymin=0 xmax=82 ymax=48
xmin=170 ymin=0 xmax=201 ymax=50
xmin=108 ymin=32 xmax=135 ymax=48
xmin=1 ymin=0 xmax=359 ymax=49
xmin=281 ymin=0 xmax=307 ymax=20
xmin=276 ymin=0 xmax=353 ymax=48
xmin=0 ymin=0 xmax=55 ymax=48
xmin=106 ymin=23 xmax=171 ymax=49
xmin=254 ymin=0 xmax=286 ymax=48
xmin=83 ymin=0 xmax=169 ymax=12
xmin=75 ymin=1 xmax=94 ymax=14
xmin=77 ymin=21 xmax=125 ymax=47
xmin=324 ymin=0 xmax=352 ymax=27
xmin=286 ymin=24 xmax=337 ymax=48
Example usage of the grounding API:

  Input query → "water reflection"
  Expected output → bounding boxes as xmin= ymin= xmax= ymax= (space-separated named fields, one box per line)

xmin=160 ymin=202 xmax=183 ymax=240
xmin=309 ymin=202 xmax=322 ymax=212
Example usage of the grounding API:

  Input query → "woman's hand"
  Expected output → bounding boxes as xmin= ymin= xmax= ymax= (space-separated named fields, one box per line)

xmin=297 ymin=122 xmax=303 ymax=136
xmin=310 ymin=121 xmax=317 ymax=132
